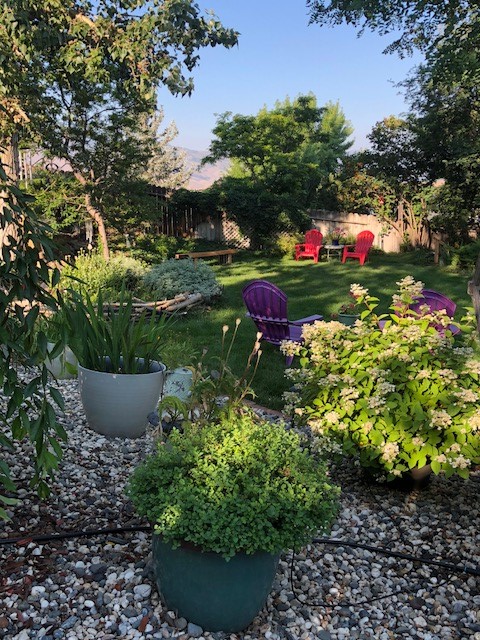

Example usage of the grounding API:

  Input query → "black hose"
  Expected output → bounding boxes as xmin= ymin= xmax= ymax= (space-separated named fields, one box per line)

xmin=1 ymin=525 xmax=478 ymax=577
xmin=312 ymin=537 xmax=480 ymax=577
xmin=0 ymin=524 xmax=152 ymax=546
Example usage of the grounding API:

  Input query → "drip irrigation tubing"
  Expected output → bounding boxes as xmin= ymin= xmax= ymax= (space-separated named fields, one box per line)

xmin=1 ymin=525 xmax=478 ymax=578
xmin=312 ymin=537 xmax=480 ymax=577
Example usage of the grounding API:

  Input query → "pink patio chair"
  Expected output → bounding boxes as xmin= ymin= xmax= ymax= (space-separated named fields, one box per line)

xmin=242 ymin=279 xmax=323 ymax=365
xmin=342 ymin=231 xmax=374 ymax=265
xmin=295 ymin=230 xmax=323 ymax=263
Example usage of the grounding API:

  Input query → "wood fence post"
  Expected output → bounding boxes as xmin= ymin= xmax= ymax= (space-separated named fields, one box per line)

xmin=467 ymin=253 xmax=480 ymax=335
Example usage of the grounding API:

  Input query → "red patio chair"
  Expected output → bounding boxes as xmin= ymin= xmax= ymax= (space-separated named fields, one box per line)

xmin=242 ymin=279 xmax=323 ymax=365
xmin=295 ymin=230 xmax=323 ymax=263
xmin=342 ymin=231 xmax=374 ymax=265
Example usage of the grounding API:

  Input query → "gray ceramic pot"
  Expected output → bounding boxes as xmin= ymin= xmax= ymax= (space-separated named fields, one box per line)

xmin=78 ymin=360 xmax=166 ymax=438
xmin=46 ymin=342 xmax=77 ymax=380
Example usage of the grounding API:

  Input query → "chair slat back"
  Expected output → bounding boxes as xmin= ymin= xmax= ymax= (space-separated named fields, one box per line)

xmin=355 ymin=230 xmax=374 ymax=253
xmin=420 ymin=289 xmax=456 ymax=317
xmin=242 ymin=280 xmax=290 ymax=345
xmin=305 ymin=229 xmax=323 ymax=247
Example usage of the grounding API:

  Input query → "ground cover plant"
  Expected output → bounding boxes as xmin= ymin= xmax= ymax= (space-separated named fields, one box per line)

xmin=158 ymin=252 xmax=472 ymax=409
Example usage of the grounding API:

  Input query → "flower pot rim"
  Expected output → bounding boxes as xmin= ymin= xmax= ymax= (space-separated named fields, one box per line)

xmin=153 ymin=531 xmax=282 ymax=558
xmin=78 ymin=360 xmax=166 ymax=376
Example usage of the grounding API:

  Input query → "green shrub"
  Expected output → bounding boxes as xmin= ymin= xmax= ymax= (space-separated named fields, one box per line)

xmin=129 ymin=234 xmax=180 ymax=263
xmin=272 ymin=232 xmax=303 ymax=257
xmin=142 ymin=259 xmax=222 ymax=301
xmin=127 ymin=412 xmax=339 ymax=558
xmin=448 ymin=241 xmax=480 ymax=272
xmin=59 ymin=251 xmax=147 ymax=301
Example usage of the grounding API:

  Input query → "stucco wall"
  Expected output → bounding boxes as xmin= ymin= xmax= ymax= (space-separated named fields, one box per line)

xmin=309 ymin=210 xmax=402 ymax=253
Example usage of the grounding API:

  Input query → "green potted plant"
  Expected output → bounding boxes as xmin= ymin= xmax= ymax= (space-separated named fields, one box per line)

xmin=128 ymin=412 xmax=339 ymax=632
xmin=284 ymin=277 xmax=480 ymax=484
xmin=127 ymin=323 xmax=340 ymax=632
xmin=331 ymin=284 xmax=364 ymax=326
xmin=61 ymin=288 xmax=170 ymax=438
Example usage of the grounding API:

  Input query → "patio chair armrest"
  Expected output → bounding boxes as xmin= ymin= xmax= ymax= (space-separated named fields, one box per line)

xmin=295 ymin=243 xmax=306 ymax=250
xmin=291 ymin=314 xmax=323 ymax=325
xmin=343 ymin=244 xmax=355 ymax=249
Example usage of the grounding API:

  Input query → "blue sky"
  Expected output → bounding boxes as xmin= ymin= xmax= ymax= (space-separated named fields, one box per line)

xmin=158 ymin=1 xmax=423 ymax=153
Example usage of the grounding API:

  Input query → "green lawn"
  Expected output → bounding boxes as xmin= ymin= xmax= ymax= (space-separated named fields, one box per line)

xmin=165 ymin=252 xmax=472 ymax=410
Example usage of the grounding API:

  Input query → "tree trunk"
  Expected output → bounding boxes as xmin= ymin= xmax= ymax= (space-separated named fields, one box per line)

xmin=1 ymin=133 xmax=20 ymax=183
xmin=84 ymin=193 xmax=110 ymax=261
xmin=0 ymin=133 xmax=21 ymax=251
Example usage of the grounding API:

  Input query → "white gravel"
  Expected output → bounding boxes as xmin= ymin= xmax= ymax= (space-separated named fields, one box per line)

xmin=0 ymin=377 xmax=479 ymax=640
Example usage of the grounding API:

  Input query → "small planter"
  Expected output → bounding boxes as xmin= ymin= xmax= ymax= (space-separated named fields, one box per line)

xmin=152 ymin=535 xmax=280 ymax=632
xmin=332 ymin=239 xmax=340 ymax=246
xmin=163 ymin=367 xmax=193 ymax=402
xmin=46 ymin=342 xmax=77 ymax=380
xmin=337 ymin=313 xmax=360 ymax=326
xmin=78 ymin=360 xmax=166 ymax=438
xmin=363 ymin=464 xmax=432 ymax=491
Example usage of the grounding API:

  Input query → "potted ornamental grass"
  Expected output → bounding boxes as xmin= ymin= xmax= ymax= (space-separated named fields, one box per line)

xmin=61 ymin=288 xmax=170 ymax=438
xmin=127 ymin=323 xmax=340 ymax=632
xmin=284 ymin=277 xmax=480 ymax=483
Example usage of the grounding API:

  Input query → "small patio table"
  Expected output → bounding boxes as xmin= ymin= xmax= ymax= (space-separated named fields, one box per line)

xmin=324 ymin=244 xmax=345 ymax=260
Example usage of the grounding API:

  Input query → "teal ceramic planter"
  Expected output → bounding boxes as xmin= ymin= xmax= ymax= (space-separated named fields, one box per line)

xmin=152 ymin=535 xmax=280 ymax=632
xmin=337 ymin=313 xmax=360 ymax=326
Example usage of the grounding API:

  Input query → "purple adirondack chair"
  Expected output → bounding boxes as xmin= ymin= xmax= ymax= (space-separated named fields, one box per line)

xmin=410 ymin=289 xmax=460 ymax=335
xmin=242 ymin=280 xmax=323 ymax=365
xmin=379 ymin=288 xmax=460 ymax=335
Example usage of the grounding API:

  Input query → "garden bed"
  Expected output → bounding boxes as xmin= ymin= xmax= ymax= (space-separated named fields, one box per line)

xmin=0 ymin=377 xmax=479 ymax=640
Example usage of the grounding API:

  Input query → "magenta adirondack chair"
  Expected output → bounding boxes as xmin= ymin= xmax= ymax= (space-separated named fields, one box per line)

xmin=342 ymin=230 xmax=374 ymax=265
xmin=410 ymin=289 xmax=460 ymax=335
xmin=379 ymin=288 xmax=460 ymax=335
xmin=295 ymin=230 xmax=323 ymax=263
xmin=242 ymin=280 xmax=323 ymax=365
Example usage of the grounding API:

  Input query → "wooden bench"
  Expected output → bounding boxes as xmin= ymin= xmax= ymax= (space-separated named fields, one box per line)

xmin=174 ymin=249 xmax=238 ymax=265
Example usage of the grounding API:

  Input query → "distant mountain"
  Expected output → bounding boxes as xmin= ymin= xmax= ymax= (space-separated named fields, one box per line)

xmin=182 ymin=148 xmax=230 ymax=191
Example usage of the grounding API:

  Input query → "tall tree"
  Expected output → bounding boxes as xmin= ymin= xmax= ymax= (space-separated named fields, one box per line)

xmin=204 ymin=95 xmax=353 ymax=247
xmin=136 ymin=110 xmax=192 ymax=191
xmin=306 ymin=0 xmax=475 ymax=56
xmin=0 ymin=0 xmax=237 ymax=257
xmin=405 ymin=18 xmax=480 ymax=241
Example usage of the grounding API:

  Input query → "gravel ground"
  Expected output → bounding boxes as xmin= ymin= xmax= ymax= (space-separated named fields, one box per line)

xmin=0 ymin=377 xmax=479 ymax=640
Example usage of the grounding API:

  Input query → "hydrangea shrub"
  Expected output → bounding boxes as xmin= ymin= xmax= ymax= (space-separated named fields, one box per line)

xmin=284 ymin=277 xmax=480 ymax=480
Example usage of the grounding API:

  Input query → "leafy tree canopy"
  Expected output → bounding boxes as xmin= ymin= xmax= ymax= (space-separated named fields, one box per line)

xmin=203 ymin=95 xmax=353 ymax=246
xmin=0 ymin=0 xmax=238 ymax=258
xmin=306 ymin=0 xmax=476 ymax=56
